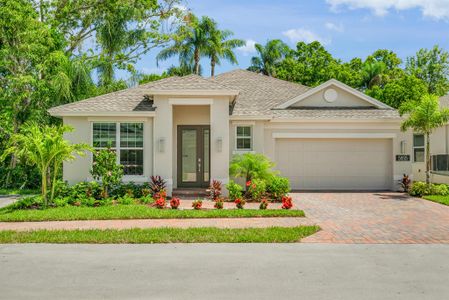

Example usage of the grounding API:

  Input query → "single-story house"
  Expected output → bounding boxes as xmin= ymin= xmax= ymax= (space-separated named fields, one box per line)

xmin=48 ymin=69 xmax=449 ymax=195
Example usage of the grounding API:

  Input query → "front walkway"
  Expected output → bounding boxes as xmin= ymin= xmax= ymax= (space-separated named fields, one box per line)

xmin=297 ymin=192 xmax=449 ymax=244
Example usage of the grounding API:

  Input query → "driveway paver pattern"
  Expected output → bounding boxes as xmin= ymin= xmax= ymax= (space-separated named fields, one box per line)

xmin=295 ymin=192 xmax=449 ymax=244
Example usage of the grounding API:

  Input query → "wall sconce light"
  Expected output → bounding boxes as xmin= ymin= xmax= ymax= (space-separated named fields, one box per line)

xmin=400 ymin=140 xmax=407 ymax=154
xmin=216 ymin=137 xmax=223 ymax=152
xmin=158 ymin=138 xmax=165 ymax=153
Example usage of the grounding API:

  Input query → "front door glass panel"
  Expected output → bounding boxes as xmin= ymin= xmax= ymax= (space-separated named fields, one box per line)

xmin=181 ymin=129 xmax=197 ymax=182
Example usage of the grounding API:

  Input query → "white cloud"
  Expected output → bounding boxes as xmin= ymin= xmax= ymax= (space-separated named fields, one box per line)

xmin=325 ymin=22 xmax=344 ymax=32
xmin=282 ymin=28 xmax=330 ymax=45
xmin=237 ymin=39 xmax=257 ymax=56
xmin=326 ymin=0 xmax=449 ymax=20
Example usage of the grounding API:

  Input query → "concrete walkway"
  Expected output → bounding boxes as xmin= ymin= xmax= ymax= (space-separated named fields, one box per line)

xmin=0 ymin=216 xmax=313 ymax=231
xmin=0 ymin=196 xmax=19 ymax=208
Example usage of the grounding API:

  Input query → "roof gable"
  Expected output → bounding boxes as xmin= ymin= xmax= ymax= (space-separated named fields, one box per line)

xmin=275 ymin=79 xmax=392 ymax=109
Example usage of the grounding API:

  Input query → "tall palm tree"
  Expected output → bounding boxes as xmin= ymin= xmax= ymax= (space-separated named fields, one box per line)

xmin=248 ymin=39 xmax=290 ymax=76
xmin=400 ymin=94 xmax=449 ymax=184
xmin=206 ymin=29 xmax=245 ymax=77
xmin=157 ymin=14 xmax=214 ymax=75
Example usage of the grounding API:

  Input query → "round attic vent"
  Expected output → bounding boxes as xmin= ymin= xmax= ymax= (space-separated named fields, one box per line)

xmin=323 ymin=88 xmax=338 ymax=103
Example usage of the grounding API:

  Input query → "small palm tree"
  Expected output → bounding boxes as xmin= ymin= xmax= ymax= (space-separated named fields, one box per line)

xmin=400 ymin=94 xmax=449 ymax=184
xmin=362 ymin=61 xmax=387 ymax=89
xmin=248 ymin=39 xmax=290 ymax=76
xmin=157 ymin=14 xmax=214 ymax=75
xmin=206 ymin=29 xmax=245 ymax=77
xmin=2 ymin=123 xmax=91 ymax=206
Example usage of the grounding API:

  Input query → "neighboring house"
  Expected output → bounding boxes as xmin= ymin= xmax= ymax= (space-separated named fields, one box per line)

xmin=48 ymin=69 xmax=448 ymax=195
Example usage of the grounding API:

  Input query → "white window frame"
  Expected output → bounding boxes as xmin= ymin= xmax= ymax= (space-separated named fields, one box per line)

xmin=413 ymin=134 xmax=425 ymax=163
xmin=91 ymin=122 xmax=145 ymax=179
xmin=235 ymin=125 xmax=253 ymax=151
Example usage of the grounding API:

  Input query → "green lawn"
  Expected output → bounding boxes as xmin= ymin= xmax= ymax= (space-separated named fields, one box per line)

xmin=422 ymin=195 xmax=449 ymax=206
xmin=0 ymin=205 xmax=305 ymax=222
xmin=0 ymin=226 xmax=320 ymax=243
xmin=0 ymin=189 xmax=38 ymax=196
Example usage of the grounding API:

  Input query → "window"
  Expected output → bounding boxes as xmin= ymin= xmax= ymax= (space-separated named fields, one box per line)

xmin=236 ymin=126 xmax=252 ymax=150
xmin=92 ymin=122 xmax=144 ymax=176
xmin=413 ymin=134 xmax=425 ymax=162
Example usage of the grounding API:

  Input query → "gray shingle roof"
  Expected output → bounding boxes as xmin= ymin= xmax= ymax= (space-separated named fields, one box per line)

xmin=270 ymin=108 xmax=401 ymax=120
xmin=212 ymin=69 xmax=310 ymax=116
xmin=49 ymin=69 xmax=400 ymax=120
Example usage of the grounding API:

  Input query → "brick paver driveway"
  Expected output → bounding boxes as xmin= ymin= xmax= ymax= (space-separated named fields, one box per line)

xmin=294 ymin=192 xmax=449 ymax=244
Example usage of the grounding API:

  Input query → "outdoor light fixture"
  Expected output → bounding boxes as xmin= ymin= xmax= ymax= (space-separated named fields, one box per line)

xmin=216 ymin=137 xmax=223 ymax=152
xmin=158 ymin=137 xmax=165 ymax=153
xmin=400 ymin=140 xmax=407 ymax=154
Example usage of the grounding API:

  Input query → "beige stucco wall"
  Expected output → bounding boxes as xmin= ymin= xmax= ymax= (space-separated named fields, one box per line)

xmin=62 ymin=116 xmax=153 ymax=185
xmin=291 ymin=86 xmax=373 ymax=108
xmin=153 ymin=95 xmax=231 ymax=196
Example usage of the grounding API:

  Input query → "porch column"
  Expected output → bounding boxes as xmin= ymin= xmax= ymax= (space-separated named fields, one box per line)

xmin=153 ymin=98 xmax=173 ymax=196
xmin=210 ymin=98 xmax=230 ymax=196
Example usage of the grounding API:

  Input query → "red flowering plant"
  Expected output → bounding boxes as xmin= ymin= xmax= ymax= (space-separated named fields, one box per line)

xmin=192 ymin=199 xmax=202 ymax=210
xmin=170 ymin=197 xmax=180 ymax=209
xmin=259 ymin=198 xmax=269 ymax=210
xmin=281 ymin=196 xmax=293 ymax=210
xmin=207 ymin=180 xmax=222 ymax=201
xmin=234 ymin=198 xmax=246 ymax=209
xmin=155 ymin=197 xmax=166 ymax=209
xmin=214 ymin=198 xmax=224 ymax=209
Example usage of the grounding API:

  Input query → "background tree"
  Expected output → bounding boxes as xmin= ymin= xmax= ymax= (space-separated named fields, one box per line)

xmin=157 ymin=14 xmax=215 ymax=75
xmin=400 ymin=94 xmax=449 ymax=184
xmin=206 ymin=27 xmax=245 ymax=76
xmin=406 ymin=45 xmax=449 ymax=96
xmin=248 ymin=39 xmax=290 ymax=76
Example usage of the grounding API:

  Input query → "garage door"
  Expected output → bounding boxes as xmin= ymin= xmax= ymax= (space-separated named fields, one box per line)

xmin=275 ymin=139 xmax=392 ymax=190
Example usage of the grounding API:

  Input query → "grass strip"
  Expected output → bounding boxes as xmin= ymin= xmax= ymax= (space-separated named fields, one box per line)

xmin=0 ymin=226 xmax=319 ymax=243
xmin=422 ymin=195 xmax=449 ymax=206
xmin=0 ymin=205 xmax=305 ymax=222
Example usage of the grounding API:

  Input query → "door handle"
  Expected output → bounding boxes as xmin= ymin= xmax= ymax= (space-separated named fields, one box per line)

xmin=198 ymin=158 xmax=201 ymax=173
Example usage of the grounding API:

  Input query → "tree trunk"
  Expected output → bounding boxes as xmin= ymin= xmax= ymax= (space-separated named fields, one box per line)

xmin=41 ymin=168 xmax=48 ymax=207
xmin=426 ymin=132 xmax=431 ymax=184
xmin=210 ymin=58 xmax=215 ymax=77
xmin=194 ymin=48 xmax=200 ymax=75
xmin=4 ymin=119 xmax=19 ymax=187
xmin=50 ymin=161 xmax=59 ymax=204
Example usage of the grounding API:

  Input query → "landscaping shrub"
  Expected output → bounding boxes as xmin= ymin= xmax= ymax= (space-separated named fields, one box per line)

xmin=111 ymin=182 xmax=147 ymax=199
xmin=117 ymin=195 xmax=134 ymax=205
xmin=399 ymin=174 xmax=411 ymax=193
xmin=409 ymin=182 xmax=449 ymax=197
xmin=149 ymin=176 xmax=167 ymax=197
xmin=170 ymin=197 xmax=181 ymax=209
xmin=247 ymin=179 xmax=266 ymax=201
xmin=192 ymin=200 xmax=202 ymax=210
xmin=281 ymin=196 xmax=293 ymax=210
xmin=259 ymin=198 xmax=269 ymax=210
xmin=226 ymin=180 xmax=243 ymax=201
xmin=91 ymin=147 xmax=124 ymax=198
xmin=155 ymin=197 xmax=166 ymax=209
xmin=234 ymin=198 xmax=246 ymax=209
xmin=79 ymin=196 xmax=97 ymax=207
xmin=267 ymin=176 xmax=290 ymax=201
xmin=53 ymin=197 xmax=70 ymax=207
xmin=229 ymin=153 xmax=277 ymax=183
xmin=9 ymin=195 xmax=43 ymax=210
xmin=207 ymin=180 xmax=222 ymax=201
xmin=140 ymin=195 xmax=155 ymax=205
xmin=214 ymin=198 xmax=224 ymax=209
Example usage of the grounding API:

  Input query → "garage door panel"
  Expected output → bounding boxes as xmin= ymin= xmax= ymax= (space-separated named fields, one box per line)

xmin=275 ymin=139 xmax=392 ymax=190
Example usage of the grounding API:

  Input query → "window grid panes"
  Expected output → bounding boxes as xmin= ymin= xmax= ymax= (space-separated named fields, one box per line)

xmin=92 ymin=122 xmax=144 ymax=176
xmin=236 ymin=126 xmax=252 ymax=150
xmin=93 ymin=123 xmax=116 ymax=148
xmin=413 ymin=134 xmax=425 ymax=162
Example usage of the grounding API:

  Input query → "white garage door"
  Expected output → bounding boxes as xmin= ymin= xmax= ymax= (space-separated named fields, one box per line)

xmin=275 ymin=139 xmax=392 ymax=190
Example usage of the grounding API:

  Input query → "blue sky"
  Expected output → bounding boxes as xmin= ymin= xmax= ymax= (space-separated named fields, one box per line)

xmin=131 ymin=0 xmax=449 ymax=78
